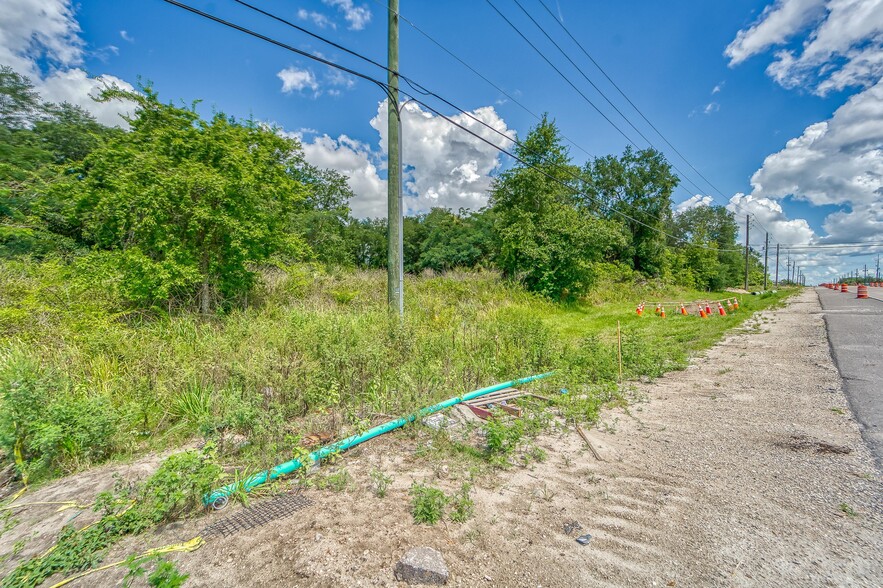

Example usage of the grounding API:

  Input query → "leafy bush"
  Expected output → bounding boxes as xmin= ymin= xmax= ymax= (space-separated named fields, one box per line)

xmin=484 ymin=414 xmax=525 ymax=457
xmin=0 ymin=347 xmax=118 ymax=482
xmin=449 ymin=483 xmax=474 ymax=523
xmin=2 ymin=448 xmax=219 ymax=588
xmin=410 ymin=482 xmax=448 ymax=525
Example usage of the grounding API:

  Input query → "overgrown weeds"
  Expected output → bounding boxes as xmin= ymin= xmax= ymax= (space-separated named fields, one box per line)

xmin=1 ymin=448 xmax=220 ymax=588
xmin=0 ymin=259 xmax=792 ymax=487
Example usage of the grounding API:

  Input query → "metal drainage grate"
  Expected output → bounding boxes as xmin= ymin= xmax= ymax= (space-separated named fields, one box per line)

xmin=201 ymin=491 xmax=312 ymax=538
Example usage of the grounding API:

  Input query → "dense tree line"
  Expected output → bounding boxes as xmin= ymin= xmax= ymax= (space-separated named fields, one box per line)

xmin=1 ymin=67 xmax=762 ymax=310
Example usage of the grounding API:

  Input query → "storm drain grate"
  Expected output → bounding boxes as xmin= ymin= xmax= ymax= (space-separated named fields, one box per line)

xmin=201 ymin=491 xmax=312 ymax=538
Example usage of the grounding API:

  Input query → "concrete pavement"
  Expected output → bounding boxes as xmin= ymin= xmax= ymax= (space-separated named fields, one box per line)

xmin=816 ymin=286 xmax=883 ymax=468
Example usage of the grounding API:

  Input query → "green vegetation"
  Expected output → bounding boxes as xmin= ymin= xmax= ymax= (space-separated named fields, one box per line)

xmin=123 ymin=555 xmax=189 ymax=588
xmin=0 ymin=70 xmax=791 ymax=495
xmin=409 ymin=481 xmax=475 ymax=525
xmin=2 ymin=448 xmax=219 ymax=588
xmin=448 ymin=483 xmax=475 ymax=523
xmin=410 ymin=482 xmax=448 ymax=524
xmin=369 ymin=468 xmax=393 ymax=498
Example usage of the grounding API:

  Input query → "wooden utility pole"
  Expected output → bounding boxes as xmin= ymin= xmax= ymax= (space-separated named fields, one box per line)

xmin=763 ymin=232 xmax=769 ymax=290
xmin=775 ymin=243 xmax=780 ymax=286
xmin=744 ymin=215 xmax=750 ymax=290
xmin=387 ymin=0 xmax=403 ymax=316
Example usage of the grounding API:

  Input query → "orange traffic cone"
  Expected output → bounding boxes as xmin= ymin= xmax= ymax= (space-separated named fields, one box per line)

xmin=680 ymin=304 xmax=687 ymax=316
xmin=655 ymin=304 xmax=661 ymax=315
xmin=698 ymin=305 xmax=707 ymax=318
xmin=660 ymin=306 xmax=666 ymax=318
xmin=705 ymin=303 xmax=712 ymax=316
xmin=733 ymin=298 xmax=739 ymax=310
xmin=636 ymin=303 xmax=643 ymax=316
xmin=727 ymin=299 xmax=734 ymax=311
xmin=718 ymin=302 xmax=726 ymax=316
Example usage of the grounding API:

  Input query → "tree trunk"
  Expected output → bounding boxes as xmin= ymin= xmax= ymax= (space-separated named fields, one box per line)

xmin=200 ymin=275 xmax=211 ymax=314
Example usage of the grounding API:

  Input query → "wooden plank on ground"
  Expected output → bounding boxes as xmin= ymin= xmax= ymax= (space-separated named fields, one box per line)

xmin=576 ymin=424 xmax=604 ymax=461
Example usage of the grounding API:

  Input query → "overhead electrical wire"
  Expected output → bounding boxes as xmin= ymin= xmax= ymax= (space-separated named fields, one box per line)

xmin=499 ymin=0 xmax=781 ymax=241
xmin=486 ymin=0 xmax=719 ymax=208
xmin=158 ymin=0 xmax=745 ymax=253
xmin=368 ymin=0 xmax=594 ymax=159
xmin=534 ymin=0 xmax=733 ymax=205
xmin=377 ymin=0 xmax=771 ymax=245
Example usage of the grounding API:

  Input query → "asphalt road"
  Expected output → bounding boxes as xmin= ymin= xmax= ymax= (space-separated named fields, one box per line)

xmin=817 ymin=286 xmax=883 ymax=468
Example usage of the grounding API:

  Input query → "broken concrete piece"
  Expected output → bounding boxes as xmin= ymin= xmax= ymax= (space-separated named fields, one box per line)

xmin=394 ymin=547 xmax=449 ymax=585
xmin=422 ymin=413 xmax=455 ymax=431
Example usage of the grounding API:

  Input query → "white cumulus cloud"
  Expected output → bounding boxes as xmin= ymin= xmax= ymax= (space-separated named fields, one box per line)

xmin=727 ymin=1 xmax=883 ymax=282
xmin=727 ymin=0 xmax=883 ymax=95
xmin=0 ymin=0 xmax=133 ymax=126
xmin=297 ymin=9 xmax=335 ymax=29
xmin=725 ymin=0 xmax=827 ymax=66
xmin=674 ymin=194 xmax=713 ymax=214
xmin=277 ymin=66 xmax=319 ymax=94
xmin=371 ymin=100 xmax=515 ymax=214
xmin=300 ymin=100 xmax=515 ymax=218
xmin=322 ymin=0 xmax=372 ymax=31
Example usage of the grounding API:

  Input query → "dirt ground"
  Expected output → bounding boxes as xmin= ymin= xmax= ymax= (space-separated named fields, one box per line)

xmin=2 ymin=289 xmax=882 ymax=587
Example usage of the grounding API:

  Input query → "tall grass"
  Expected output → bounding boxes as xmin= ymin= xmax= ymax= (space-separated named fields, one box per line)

xmin=0 ymin=257 xmax=791 ymax=481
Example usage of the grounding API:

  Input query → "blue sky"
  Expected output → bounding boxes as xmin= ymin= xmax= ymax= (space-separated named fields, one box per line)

xmin=4 ymin=1 xmax=883 ymax=283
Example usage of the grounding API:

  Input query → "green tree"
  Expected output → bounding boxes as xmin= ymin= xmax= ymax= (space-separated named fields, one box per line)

xmin=582 ymin=147 xmax=679 ymax=276
xmin=491 ymin=116 xmax=624 ymax=299
xmin=72 ymin=86 xmax=309 ymax=312
xmin=0 ymin=65 xmax=41 ymax=130
xmin=290 ymin=164 xmax=355 ymax=266
xmin=416 ymin=208 xmax=495 ymax=272
xmin=669 ymin=204 xmax=743 ymax=290
xmin=347 ymin=218 xmax=387 ymax=269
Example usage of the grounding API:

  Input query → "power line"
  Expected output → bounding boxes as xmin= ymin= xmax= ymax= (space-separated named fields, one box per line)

xmin=506 ymin=0 xmax=712 ymax=199
xmin=780 ymin=243 xmax=883 ymax=249
xmin=369 ymin=0 xmax=594 ymax=159
xmin=483 ymin=0 xmax=639 ymax=147
xmin=379 ymin=0 xmax=769 ymax=244
xmin=527 ymin=0 xmax=780 ymax=239
xmin=157 ymin=0 xmax=744 ymax=254
xmin=533 ymin=0 xmax=731 ymax=204
xmin=486 ymin=0 xmax=783 ymax=245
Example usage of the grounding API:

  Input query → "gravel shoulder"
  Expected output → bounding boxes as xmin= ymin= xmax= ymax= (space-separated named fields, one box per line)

xmin=2 ymin=289 xmax=881 ymax=587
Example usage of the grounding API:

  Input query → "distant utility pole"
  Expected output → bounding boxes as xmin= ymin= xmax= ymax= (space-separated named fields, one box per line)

xmin=744 ymin=215 xmax=750 ymax=290
xmin=387 ymin=0 xmax=403 ymax=317
xmin=864 ymin=264 xmax=868 ymax=281
xmin=763 ymin=232 xmax=769 ymax=290
xmin=775 ymin=243 xmax=780 ymax=287
xmin=876 ymin=254 xmax=880 ymax=279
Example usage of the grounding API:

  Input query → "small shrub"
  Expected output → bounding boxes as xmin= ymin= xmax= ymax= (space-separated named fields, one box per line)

xmin=484 ymin=414 xmax=524 ymax=457
xmin=124 ymin=555 xmax=189 ymax=588
xmin=369 ymin=468 xmax=392 ymax=498
xmin=449 ymin=483 xmax=474 ymax=523
xmin=0 ymin=348 xmax=118 ymax=482
xmin=410 ymin=482 xmax=447 ymax=525
xmin=322 ymin=469 xmax=352 ymax=492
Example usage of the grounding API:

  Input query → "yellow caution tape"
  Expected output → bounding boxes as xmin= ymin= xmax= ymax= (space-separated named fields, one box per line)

xmin=0 ymin=500 xmax=92 ymax=512
xmin=47 ymin=536 xmax=204 ymax=588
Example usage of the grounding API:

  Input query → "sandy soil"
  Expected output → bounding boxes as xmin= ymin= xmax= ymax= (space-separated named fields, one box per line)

xmin=2 ymin=289 xmax=881 ymax=587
